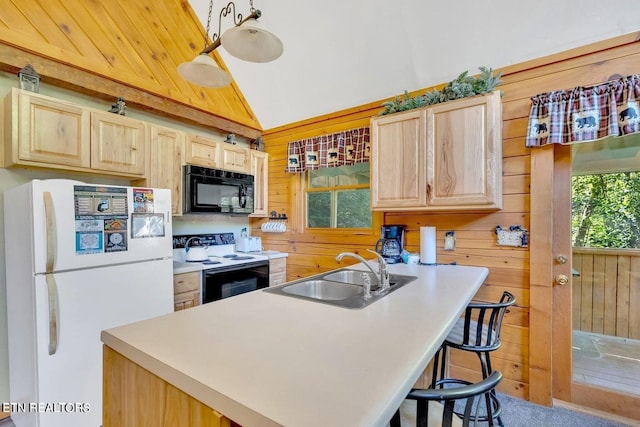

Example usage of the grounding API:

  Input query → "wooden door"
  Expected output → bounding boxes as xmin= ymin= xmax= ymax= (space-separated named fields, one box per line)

xmin=90 ymin=111 xmax=146 ymax=175
xmin=530 ymin=144 xmax=640 ymax=420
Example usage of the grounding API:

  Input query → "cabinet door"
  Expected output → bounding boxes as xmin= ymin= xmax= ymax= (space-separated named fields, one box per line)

xmin=90 ymin=111 xmax=146 ymax=175
xmin=425 ymin=92 xmax=502 ymax=210
xmin=249 ymin=150 xmax=269 ymax=217
xmin=148 ymin=125 xmax=185 ymax=215
xmin=370 ymin=109 xmax=427 ymax=210
xmin=186 ymin=134 xmax=220 ymax=168
xmin=220 ymin=144 xmax=250 ymax=173
xmin=14 ymin=89 xmax=91 ymax=168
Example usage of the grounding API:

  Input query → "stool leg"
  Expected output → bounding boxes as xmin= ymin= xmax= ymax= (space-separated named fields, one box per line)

xmin=390 ymin=409 xmax=401 ymax=427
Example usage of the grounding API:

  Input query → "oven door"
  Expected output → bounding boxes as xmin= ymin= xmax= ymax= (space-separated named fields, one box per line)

xmin=203 ymin=261 xmax=269 ymax=303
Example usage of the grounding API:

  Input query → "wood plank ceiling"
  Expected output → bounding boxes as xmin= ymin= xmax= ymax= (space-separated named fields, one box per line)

xmin=0 ymin=0 xmax=262 ymax=139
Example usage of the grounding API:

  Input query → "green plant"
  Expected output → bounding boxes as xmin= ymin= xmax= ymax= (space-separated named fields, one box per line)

xmin=379 ymin=66 xmax=502 ymax=115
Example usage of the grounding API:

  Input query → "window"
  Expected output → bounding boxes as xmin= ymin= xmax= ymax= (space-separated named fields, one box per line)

xmin=304 ymin=163 xmax=371 ymax=229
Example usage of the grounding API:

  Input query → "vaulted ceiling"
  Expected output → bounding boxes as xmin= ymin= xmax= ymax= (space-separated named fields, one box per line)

xmin=0 ymin=0 xmax=638 ymax=140
xmin=0 ymin=0 xmax=261 ymax=139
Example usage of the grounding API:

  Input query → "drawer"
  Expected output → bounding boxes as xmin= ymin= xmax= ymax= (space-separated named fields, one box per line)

xmin=269 ymin=257 xmax=286 ymax=274
xmin=173 ymin=271 xmax=200 ymax=294
xmin=174 ymin=290 xmax=200 ymax=311
xmin=269 ymin=272 xmax=287 ymax=287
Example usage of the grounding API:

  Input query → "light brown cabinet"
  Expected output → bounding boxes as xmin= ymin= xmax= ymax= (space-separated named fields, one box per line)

xmin=90 ymin=111 xmax=147 ymax=175
xmin=144 ymin=124 xmax=185 ymax=216
xmin=370 ymin=108 xmax=427 ymax=209
xmin=370 ymin=91 xmax=502 ymax=211
xmin=173 ymin=271 xmax=201 ymax=311
xmin=3 ymin=88 xmax=148 ymax=177
xmin=269 ymin=257 xmax=287 ymax=286
xmin=4 ymin=88 xmax=90 ymax=168
xmin=185 ymin=134 xmax=220 ymax=168
xmin=220 ymin=144 xmax=250 ymax=173
xmin=104 ymin=345 xmax=230 ymax=427
xmin=249 ymin=150 xmax=269 ymax=217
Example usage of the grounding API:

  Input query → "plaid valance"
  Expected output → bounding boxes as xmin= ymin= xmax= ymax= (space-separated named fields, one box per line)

xmin=526 ymin=74 xmax=640 ymax=147
xmin=285 ymin=127 xmax=370 ymax=173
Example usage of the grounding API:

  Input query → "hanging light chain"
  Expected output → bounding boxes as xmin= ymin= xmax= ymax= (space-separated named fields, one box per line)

xmin=204 ymin=0 xmax=214 ymax=50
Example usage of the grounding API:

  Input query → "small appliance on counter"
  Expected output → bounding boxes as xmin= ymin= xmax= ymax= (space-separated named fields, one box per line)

xmin=235 ymin=236 xmax=262 ymax=252
xmin=374 ymin=225 xmax=405 ymax=264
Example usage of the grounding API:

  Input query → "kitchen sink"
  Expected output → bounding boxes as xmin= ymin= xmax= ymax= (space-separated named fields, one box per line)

xmin=264 ymin=268 xmax=417 ymax=309
xmin=281 ymin=280 xmax=362 ymax=300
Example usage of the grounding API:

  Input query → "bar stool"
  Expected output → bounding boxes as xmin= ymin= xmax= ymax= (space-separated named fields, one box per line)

xmin=390 ymin=370 xmax=503 ymax=427
xmin=431 ymin=291 xmax=516 ymax=426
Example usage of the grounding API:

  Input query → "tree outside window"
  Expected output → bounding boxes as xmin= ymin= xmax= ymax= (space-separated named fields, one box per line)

xmin=572 ymin=172 xmax=640 ymax=248
xmin=305 ymin=163 xmax=371 ymax=229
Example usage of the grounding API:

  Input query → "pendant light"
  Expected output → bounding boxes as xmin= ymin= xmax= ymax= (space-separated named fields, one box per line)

xmin=178 ymin=0 xmax=283 ymax=88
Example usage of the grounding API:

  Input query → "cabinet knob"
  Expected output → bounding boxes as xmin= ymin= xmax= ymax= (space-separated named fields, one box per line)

xmin=555 ymin=274 xmax=569 ymax=286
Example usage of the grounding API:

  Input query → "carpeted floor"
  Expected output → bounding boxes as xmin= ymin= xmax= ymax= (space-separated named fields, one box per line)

xmin=394 ymin=392 xmax=638 ymax=426
xmin=497 ymin=393 xmax=638 ymax=427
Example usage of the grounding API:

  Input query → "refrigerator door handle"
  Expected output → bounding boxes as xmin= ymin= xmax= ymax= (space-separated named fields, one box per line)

xmin=43 ymin=191 xmax=56 ymax=271
xmin=43 ymin=192 xmax=59 ymax=355
xmin=45 ymin=274 xmax=59 ymax=355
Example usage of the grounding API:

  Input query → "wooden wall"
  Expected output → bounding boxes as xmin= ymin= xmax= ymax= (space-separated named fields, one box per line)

xmin=253 ymin=32 xmax=640 ymax=402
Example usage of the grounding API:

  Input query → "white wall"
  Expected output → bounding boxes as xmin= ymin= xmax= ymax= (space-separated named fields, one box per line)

xmin=0 ymin=72 xmax=250 ymax=404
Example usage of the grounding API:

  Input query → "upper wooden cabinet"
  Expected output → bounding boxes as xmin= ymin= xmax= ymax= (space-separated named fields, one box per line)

xmin=370 ymin=91 xmax=502 ymax=211
xmin=370 ymin=108 xmax=427 ymax=209
xmin=220 ymin=144 xmax=250 ymax=174
xmin=185 ymin=134 xmax=220 ymax=168
xmin=249 ymin=150 xmax=269 ymax=217
xmin=4 ymin=88 xmax=90 ymax=169
xmin=90 ymin=111 xmax=146 ymax=175
xmin=3 ymin=88 xmax=147 ymax=177
xmin=145 ymin=124 xmax=185 ymax=216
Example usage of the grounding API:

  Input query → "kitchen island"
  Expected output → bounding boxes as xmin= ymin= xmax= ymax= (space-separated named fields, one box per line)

xmin=101 ymin=262 xmax=488 ymax=427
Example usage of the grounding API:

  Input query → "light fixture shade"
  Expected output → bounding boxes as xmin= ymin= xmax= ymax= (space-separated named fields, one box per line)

xmin=177 ymin=54 xmax=232 ymax=87
xmin=221 ymin=19 xmax=283 ymax=63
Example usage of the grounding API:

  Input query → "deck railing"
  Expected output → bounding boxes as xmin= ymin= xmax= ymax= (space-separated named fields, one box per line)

xmin=572 ymin=247 xmax=640 ymax=339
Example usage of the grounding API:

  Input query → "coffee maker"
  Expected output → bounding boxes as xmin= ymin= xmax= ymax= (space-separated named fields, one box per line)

xmin=374 ymin=225 xmax=405 ymax=264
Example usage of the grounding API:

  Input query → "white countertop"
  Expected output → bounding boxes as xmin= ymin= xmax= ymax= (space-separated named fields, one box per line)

xmin=101 ymin=262 xmax=487 ymax=427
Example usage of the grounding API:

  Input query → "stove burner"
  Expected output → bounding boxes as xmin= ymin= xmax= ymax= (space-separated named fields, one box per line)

xmin=222 ymin=254 xmax=254 ymax=260
xmin=201 ymin=260 xmax=222 ymax=265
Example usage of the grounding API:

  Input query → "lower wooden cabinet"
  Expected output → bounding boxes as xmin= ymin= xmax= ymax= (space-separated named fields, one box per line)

xmin=269 ymin=258 xmax=287 ymax=286
xmin=103 ymin=345 xmax=230 ymax=427
xmin=173 ymin=271 xmax=201 ymax=311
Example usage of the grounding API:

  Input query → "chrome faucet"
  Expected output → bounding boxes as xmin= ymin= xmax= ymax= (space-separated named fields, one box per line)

xmin=335 ymin=249 xmax=390 ymax=296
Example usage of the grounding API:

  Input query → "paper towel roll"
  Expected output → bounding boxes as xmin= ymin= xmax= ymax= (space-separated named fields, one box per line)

xmin=420 ymin=226 xmax=437 ymax=265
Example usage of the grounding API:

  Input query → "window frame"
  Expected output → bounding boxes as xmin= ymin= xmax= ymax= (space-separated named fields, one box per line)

xmin=298 ymin=165 xmax=381 ymax=235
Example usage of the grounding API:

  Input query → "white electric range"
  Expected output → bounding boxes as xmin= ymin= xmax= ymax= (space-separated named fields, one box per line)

xmin=172 ymin=234 xmax=271 ymax=302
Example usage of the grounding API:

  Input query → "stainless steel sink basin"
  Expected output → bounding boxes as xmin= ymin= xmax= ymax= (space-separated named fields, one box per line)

xmin=264 ymin=268 xmax=418 ymax=309
xmin=322 ymin=270 xmax=379 ymax=287
xmin=281 ymin=280 xmax=362 ymax=300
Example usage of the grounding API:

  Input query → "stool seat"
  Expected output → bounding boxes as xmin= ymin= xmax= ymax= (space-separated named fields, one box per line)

xmin=391 ymin=371 xmax=503 ymax=427
xmin=432 ymin=291 xmax=516 ymax=426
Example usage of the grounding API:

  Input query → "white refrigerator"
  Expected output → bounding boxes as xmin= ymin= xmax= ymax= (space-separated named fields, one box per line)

xmin=4 ymin=179 xmax=175 ymax=427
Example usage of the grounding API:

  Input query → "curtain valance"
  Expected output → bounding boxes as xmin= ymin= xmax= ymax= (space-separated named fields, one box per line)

xmin=285 ymin=127 xmax=370 ymax=173
xmin=526 ymin=74 xmax=640 ymax=147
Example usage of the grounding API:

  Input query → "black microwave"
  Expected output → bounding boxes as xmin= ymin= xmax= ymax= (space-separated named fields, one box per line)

xmin=183 ymin=165 xmax=254 ymax=214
